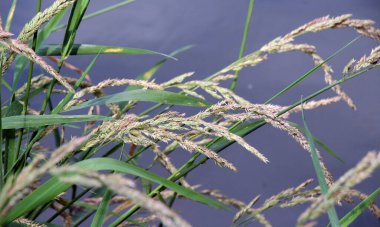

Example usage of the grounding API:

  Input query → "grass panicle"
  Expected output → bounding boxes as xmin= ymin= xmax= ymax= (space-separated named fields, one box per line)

xmin=0 ymin=1 xmax=380 ymax=226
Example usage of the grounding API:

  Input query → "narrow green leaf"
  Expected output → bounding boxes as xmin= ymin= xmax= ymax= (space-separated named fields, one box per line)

xmin=0 ymin=50 xmax=4 ymax=187
xmin=4 ymin=0 xmax=17 ymax=32
xmin=12 ymin=8 xmax=68 ymax=91
xmin=230 ymin=0 xmax=254 ymax=91
xmin=126 ymin=45 xmax=194 ymax=91
xmin=54 ymin=54 xmax=99 ymax=113
xmin=1 ymin=115 xmax=110 ymax=129
xmin=301 ymin=107 xmax=340 ymax=227
xmin=2 ymin=101 xmax=23 ymax=118
xmin=61 ymin=0 xmax=90 ymax=60
xmin=339 ymin=187 xmax=380 ymax=227
xmin=2 ymin=158 xmax=226 ymax=224
xmin=53 ymin=0 xmax=136 ymax=32
xmin=290 ymin=122 xmax=344 ymax=163
xmin=65 ymin=89 xmax=210 ymax=111
xmin=2 ymin=101 xmax=22 ymax=172
xmin=265 ymin=36 xmax=361 ymax=104
xmin=37 ymin=9 xmax=69 ymax=47
xmin=120 ymin=45 xmax=194 ymax=110
xmin=37 ymin=44 xmax=175 ymax=59
xmin=91 ymin=189 xmax=112 ymax=227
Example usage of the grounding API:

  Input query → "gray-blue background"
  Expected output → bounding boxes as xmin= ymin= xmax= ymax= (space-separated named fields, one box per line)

xmin=1 ymin=0 xmax=380 ymax=226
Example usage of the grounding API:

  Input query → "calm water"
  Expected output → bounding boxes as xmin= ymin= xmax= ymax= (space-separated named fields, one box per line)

xmin=1 ymin=0 xmax=380 ymax=226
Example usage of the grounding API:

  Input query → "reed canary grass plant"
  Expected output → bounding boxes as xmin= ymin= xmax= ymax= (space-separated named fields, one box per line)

xmin=0 ymin=0 xmax=379 ymax=226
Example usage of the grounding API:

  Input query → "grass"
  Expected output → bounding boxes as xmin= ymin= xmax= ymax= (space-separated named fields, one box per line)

xmin=0 ymin=1 xmax=380 ymax=226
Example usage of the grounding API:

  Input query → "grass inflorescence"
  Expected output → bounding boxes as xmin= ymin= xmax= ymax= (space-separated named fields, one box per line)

xmin=0 ymin=1 xmax=379 ymax=226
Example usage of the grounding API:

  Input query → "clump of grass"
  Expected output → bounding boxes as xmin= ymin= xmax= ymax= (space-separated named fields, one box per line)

xmin=0 ymin=1 xmax=380 ymax=226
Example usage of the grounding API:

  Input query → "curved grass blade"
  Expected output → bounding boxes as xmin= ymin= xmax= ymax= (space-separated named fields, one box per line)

xmin=60 ymin=0 xmax=90 ymax=60
xmin=230 ymin=0 xmax=254 ymax=91
xmin=37 ymin=44 xmax=176 ymax=60
xmin=339 ymin=187 xmax=380 ymax=227
xmin=53 ymin=0 xmax=136 ymax=32
xmin=91 ymin=189 xmax=112 ymax=227
xmin=65 ymin=89 xmax=210 ymax=111
xmin=0 ymin=51 xmax=4 ymax=187
xmin=11 ymin=8 xmax=68 ymax=91
xmin=290 ymin=122 xmax=344 ymax=163
xmin=4 ymin=0 xmax=17 ymax=32
xmin=120 ymin=45 xmax=194 ymax=110
xmin=301 ymin=106 xmax=340 ymax=227
xmin=265 ymin=35 xmax=361 ymax=104
xmin=2 ymin=158 xmax=227 ymax=224
xmin=1 ymin=115 xmax=110 ymax=129
xmin=126 ymin=45 xmax=194 ymax=91
xmin=54 ymin=54 xmax=99 ymax=113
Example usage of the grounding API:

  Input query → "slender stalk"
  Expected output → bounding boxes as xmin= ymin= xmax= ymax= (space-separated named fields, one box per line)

xmin=265 ymin=35 xmax=361 ymax=104
xmin=47 ymin=188 xmax=91 ymax=222
xmin=230 ymin=0 xmax=255 ymax=91
xmin=52 ymin=0 xmax=135 ymax=32
xmin=301 ymin=108 xmax=340 ymax=227
xmin=14 ymin=0 xmax=42 ymax=172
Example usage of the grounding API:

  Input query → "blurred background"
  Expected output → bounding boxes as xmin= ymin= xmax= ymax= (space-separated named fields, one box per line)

xmin=1 ymin=0 xmax=380 ymax=226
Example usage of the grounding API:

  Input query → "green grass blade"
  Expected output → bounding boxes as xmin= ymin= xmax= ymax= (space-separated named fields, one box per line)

xmin=127 ymin=45 xmax=194 ymax=91
xmin=290 ymin=122 xmax=344 ymax=163
xmin=1 ymin=115 xmax=110 ymax=129
xmin=65 ymin=89 xmax=210 ymax=111
xmin=11 ymin=8 xmax=69 ymax=91
xmin=4 ymin=0 xmax=17 ymax=32
xmin=0 ymin=51 xmax=4 ymax=187
xmin=301 ymin=106 xmax=340 ymax=227
xmin=2 ymin=101 xmax=22 ymax=174
xmin=265 ymin=36 xmax=361 ymax=104
xmin=60 ymin=0 xmax=90 ymax=60
xmin=120 ymin=45 xmax=194 ymax=110
xmin=37 ymin=44 xmax=176 ymax=59
xmin=37 ymin=9 xmax=69 ymax=47
xmin=91 ymin=189 xmax=112 ymax=227
xmin=54 ymin=54 xmax=99 ymax=113
xmin=230 ymin=0 xmax=254 ymax=91
xmin=2 ymin=158 xmax=227 ymax=224
xmin=53 ymin=0 xmax=136 ymax=32
xmin=2 ymin=101 xmax=23 ymax=118
xmin=339 ymin=187 xmax=380 ymax=227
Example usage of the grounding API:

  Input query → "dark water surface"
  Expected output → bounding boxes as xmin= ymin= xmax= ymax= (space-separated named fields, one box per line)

xmin=1 ymin=0 xmax=380 ymax=226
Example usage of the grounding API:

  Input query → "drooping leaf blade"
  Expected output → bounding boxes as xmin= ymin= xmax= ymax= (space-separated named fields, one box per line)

xmin=54 ymin=54 xmax=99 ymax=113
xmin=265 ymin=36 xmax=361 ymax=104
xmin=290 ymin=122 xmax=344 ymax=163
xmin=120 ymin=44 xmax=194 ymax=109
xmin=12 ymin=8 xmax=68 ymax=91
xmin=65 ymin=89 xmax=210 ymax=111
xmin=60 ymin=0 xmax=90 ymax=60
xmin=2 ymin=158 xmax=226 ymax=224
xmin=230 ymin=0 xmax=254 ymax=91
xmin=37 ymin=44 xmax=175 ymax=59
xmin=301 ymin=108 xmax=340 ymax=227
xmin=1 ymin=115 xmax=110 ymax=129
xmin=339 ymin=187 xmax=380 ymax=227
xmin=91 ymin=189 xmax=113 ymax=227
xmin=53 ymin=0 xmax=136 ymax=32
xmin=126 ymin=45 xmax=194 ymax=91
